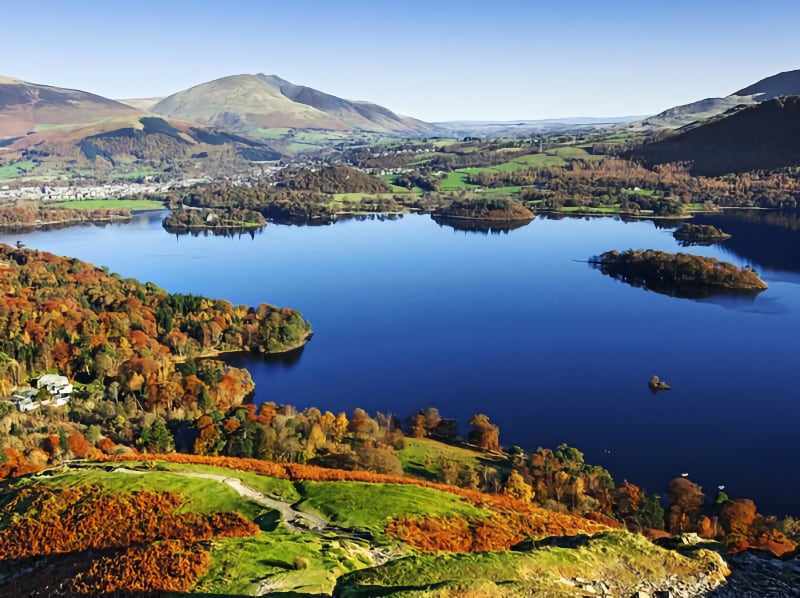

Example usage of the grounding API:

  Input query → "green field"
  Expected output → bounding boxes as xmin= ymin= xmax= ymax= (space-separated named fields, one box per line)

xmin=295 ymin=480 xmax=489 ymax=534
xmin=398 ymin=438 xmax=509 ymax=481
xmin=0 ymin=160 xmax=37 ymax=180
xmin=39 ymin=468 xmax=263 ymax=519
xmin=48 ymin=199 xmax=166 ymax=210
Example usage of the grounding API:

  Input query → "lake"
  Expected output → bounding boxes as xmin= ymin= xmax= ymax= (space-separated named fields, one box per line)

xmin=3 ymin=210 xmax=799 ymax=515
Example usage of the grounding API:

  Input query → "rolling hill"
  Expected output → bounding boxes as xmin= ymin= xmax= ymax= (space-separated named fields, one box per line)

xmin=0 ymin=75 xmax=140 ymax=138
xmin=151 ymin=73 xmax=431 ymax=135
xmin=628 ymin=96 xmax=800 ymax=175
xmin=0 ymin=77 xmax=285 ymax=179
xmin=635 ymin=68 xmax=800 ymax=130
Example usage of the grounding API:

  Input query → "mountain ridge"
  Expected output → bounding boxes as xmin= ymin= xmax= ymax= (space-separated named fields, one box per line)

xmin=634 ymin=69 xmax=800 ymax=130
xmin=150 ymin=73 xmax=431 ymax=134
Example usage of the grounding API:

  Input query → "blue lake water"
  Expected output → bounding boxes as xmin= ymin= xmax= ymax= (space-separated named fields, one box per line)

xmin=3 ymin=210 xmax=799 ymax=515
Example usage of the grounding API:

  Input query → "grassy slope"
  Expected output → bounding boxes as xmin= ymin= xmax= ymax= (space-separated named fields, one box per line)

xmin=295 ymin=481 xmax=489 ymax=534
xmin=47 ymin=199 xmax=167 ymax=210
xmin=0 ymin=459 xmax=727 ymax=596
xmin=398 ymin=437 xmax=509 ymax=481
xmin=0 ymin=160 xmax=37 ymax=180
xmin=337 ymin=532 xmax=725 ymax=597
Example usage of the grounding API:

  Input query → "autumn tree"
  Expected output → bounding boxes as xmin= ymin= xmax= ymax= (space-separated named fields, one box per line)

xmin=504 ymin=470 xmax=534 ymax=502
xmin=467 ymin=414 xmax=500 ymax=451
xmin=667 ymin=477 xmax=705 ymax=534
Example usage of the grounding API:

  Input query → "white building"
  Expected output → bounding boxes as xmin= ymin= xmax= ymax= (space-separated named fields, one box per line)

xmin=36 ymin=374 xmax=73 ymax=398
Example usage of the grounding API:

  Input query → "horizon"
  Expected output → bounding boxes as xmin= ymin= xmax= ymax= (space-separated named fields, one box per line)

xmin=3 ymin=0 xmax=800 ymax=121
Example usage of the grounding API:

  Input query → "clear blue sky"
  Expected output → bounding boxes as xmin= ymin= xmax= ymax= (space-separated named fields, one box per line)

xmin=3 ymin=0 xmax=799 ymax=121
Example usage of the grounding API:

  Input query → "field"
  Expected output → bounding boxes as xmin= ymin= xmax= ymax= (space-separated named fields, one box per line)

xmin=0 ymin=160 xmax=37 ymax=180
xmin=47 ymin=198 xmax=167 ymax=210
xmin=398 ymin=437 xmax=509 ymax=481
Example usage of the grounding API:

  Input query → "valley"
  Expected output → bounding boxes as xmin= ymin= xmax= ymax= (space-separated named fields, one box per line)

xmin=2 ymin=41 xmax=800 ymax=597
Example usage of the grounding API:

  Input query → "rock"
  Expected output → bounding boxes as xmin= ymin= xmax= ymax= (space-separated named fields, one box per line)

xmin=649 ymin=375 xmax=671 ymax=392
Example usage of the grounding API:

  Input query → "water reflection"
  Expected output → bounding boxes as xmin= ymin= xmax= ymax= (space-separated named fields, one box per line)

xmin=693 ymin=210 xmax=800 ymax=274
xmin=432 ymin=215 xmax=531 ymax=234
xmin=164 ymin=225 xmax=265 ymax=240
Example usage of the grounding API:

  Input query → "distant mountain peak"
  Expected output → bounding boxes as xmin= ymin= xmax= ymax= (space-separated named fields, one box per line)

xmin=150 ymin=73 xmax=430 ymax=134
xmin=633 ymin=67 xmax=800 ymax=131
xmin=0 ymin=76 xmax=140 ymax=138
xmin=733 ymin=69 xmax=800 ymax=101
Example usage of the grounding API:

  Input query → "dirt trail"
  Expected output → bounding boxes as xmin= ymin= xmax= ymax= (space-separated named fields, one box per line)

xmin=114 ymin=467 xmax=326 ymax=531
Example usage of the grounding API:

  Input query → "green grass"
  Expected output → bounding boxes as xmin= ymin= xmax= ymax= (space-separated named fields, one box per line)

xmin=147 ymin=461 xmax=301 ymax=502
xmin=47 ymin=199 xmax=166 ymax=210
xmin=197 ymin=531 xmax=376 ymax=595
xmin=438 ymin=170 xmax=480 ymax=190
xmin=285 ymin=142 xmax=324 ymax=153
xmin=685 ymin=202 xmax=706 ymax=211
xmin=294 ymin=481 xmax=489 ymax=535
xmin=337 ymin=531 xmax=724 ymax=596
xmin=398 ymin=438 xmax=509 ymax=481
xmin=0 ymin=160 xmax=37 ymax=180
xmin=37 ymin=469 xmax=263 ymax=519
xmin=560 ymin=205 xmax=622 ymax=214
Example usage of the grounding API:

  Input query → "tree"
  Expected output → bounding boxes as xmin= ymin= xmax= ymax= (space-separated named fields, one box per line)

xmin=139 ymin=417 xmax=174 ymax=453
xmin=504 ymin=470 xmax=534 ymax=502
xmin=667 ymin=477 xmax=705 ymax=534
xmin=467 ymin=414 xmax=500 ymax=451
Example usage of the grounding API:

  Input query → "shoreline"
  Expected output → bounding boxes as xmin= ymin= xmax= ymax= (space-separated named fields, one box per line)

xmin=171 ymin=332 xmax=313 ymax=364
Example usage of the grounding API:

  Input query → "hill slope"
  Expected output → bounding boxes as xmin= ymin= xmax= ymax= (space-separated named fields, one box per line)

xmin=0 ymin=457 xmax=733 ymax=596
xmin=151 ymin=73 xmax=430 ymax=134
xmin=0 ymin=76 xmax=140 ymax=138
xmin=629 ymin=96 xmax=800 ymax=175
xmin=636 ymin=68 xmax=800 ymax=130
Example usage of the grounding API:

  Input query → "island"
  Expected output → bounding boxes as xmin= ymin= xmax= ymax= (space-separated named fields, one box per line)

xmin=433 ymin=197 xmax=534 ymax=222
xmin=589 ymin=249 xmax=768 ymax=299
xmin=673 ymin=223 xmax=732 ymax=245
xmin=163 ymin=206 xmax=267 ymax=233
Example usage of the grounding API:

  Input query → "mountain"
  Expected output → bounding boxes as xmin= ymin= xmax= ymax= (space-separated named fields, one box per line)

xmin=0 ymin=77 xmax=283 ymax=179
xmin=117 ymin=97 xmax=163 ymax=111
xmin=0 ymin=75 xmax=140 ymax=138
xmin=151 ymin=74 xmax=430 ymax=135
xmin=635 ymin=69 xmax=800 ymax=130
xmin=628 ymin=96 xmax=800 ymax=175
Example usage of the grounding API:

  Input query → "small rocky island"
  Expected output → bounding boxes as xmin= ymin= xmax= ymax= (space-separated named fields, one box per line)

xmin=649 ymin=375 xmax=671 ymax=392
xmin=590 ymin=249 xmax=768 ymax=299
xmin=434 ymin=198 xmax=534 ymax=222
xmin=673 ymin=223 xmax=731 ymax=245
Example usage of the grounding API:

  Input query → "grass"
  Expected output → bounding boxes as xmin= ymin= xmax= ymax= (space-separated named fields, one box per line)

xmin=398 ymin=438 xmax=509 ymax=481
xmin=438 ymin=170 xmax=480 ymax=191
xmin=147 ymin=461 xmax=301 ymax=502
xmin=0 ymin=160 xmax=37 ymax=180
xmin=196 ymin=531 xmax=376 ymax=595
xmin=37 ymin=469 xmax=264 ymax=519
xmin=294 ymin=481 xmax=489 ymax=535
xmin=337 ymin=531 xmax=725 ymax=596
xmin=47 ymin=199 xmax=166 ymax=210
xmin=560 ymin=205 xmax=622 ymax=214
